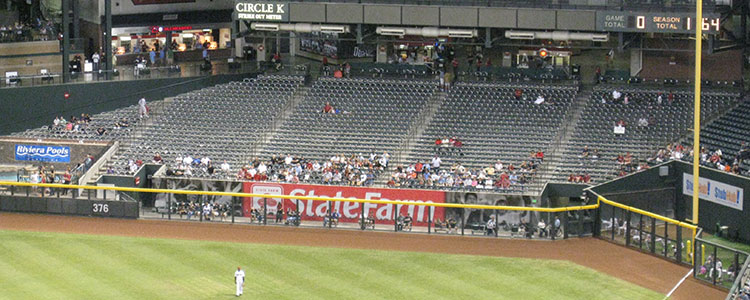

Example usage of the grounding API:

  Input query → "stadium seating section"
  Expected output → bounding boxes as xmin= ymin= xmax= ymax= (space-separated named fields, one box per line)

xmin=8 ymin=73 xmax=747 ymax=192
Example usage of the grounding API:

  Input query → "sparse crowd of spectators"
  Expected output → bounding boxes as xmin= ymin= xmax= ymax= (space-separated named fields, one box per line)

xmin=388 ymin=152 xmax=541 ymax=190
xmin=26 ymin=154 xmax=95 ymax=195
xmin=157 ymin=152 xmax=390 ymax=187
xmin=611 ymin=141 xmax=750 ymax=178
xmin=0 ymin=19 xmax=57 ymax=43
xmin=175 ymin=201 xmax=230 ymax=221
xmin=647 ymin=142 xmax=749 ymax=176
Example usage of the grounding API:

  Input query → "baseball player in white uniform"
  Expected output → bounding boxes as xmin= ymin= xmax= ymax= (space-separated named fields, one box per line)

xmin=234 ymin=266 xmax=245 ymax=296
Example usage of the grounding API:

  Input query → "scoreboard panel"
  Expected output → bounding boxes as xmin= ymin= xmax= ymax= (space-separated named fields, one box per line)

xmin=596 ymin=11 xmax=720 ymax=34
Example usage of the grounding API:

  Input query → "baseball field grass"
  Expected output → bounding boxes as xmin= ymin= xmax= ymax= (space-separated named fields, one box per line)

xmin=0 ymin=229 xmax=664 ymax=299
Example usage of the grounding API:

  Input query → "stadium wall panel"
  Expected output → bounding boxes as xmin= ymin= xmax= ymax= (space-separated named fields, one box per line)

xmin=402 ymin=6 xmax=440 ymax=26
xmin=289 ymin=3 xmax=326 ymax=23
xmin=478 ymin=8 xmax=516 ymax=28
xmin=47 ymin=198 xmax=63 ymax=213
xmin=556 ymin=10 xmax=596 ymax=31
xmin=326 ymin=4 xmax=363 ymax=24
xmin=440 ymin=7 xmax=478 ymax=27
xmin=517 ymin=9 xmax=556 ymax=29
xmin=30 ymin=197 xmax=46 ymax=213
xmin=363 ymin=5 xmax=401 ymax=25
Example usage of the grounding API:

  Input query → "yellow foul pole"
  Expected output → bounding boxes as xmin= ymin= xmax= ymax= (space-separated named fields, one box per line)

xmin=692 ymin=0 xmax=703 ymax=225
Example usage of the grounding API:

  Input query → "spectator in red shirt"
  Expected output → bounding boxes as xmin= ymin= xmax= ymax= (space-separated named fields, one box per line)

xmin=323 ymin=102 xmax=334 ymax=113
xmin=514 ymin=88 xmax=523 ymax=100
xmin=535 ymin=150 xmax=544 ymax=161
xmin=499 ymin=172 xmax=510 ymax=188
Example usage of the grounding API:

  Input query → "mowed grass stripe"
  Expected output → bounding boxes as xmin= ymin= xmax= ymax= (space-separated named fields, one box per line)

xmin=123 ymin=238 xmax=235 ymax=298
xmin=0 ymin=230 xmax=664 ymax=300
xmin=3 ymin=239 xmax=102 ymax=298
xmin=0 ymin=255 xmax=66 ymax=299
xmin=56 ymin=236 xmax=170 ymax=299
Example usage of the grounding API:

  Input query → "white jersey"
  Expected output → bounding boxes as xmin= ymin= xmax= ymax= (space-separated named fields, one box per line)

xmin=235 ymin=270 xmax=245 ymax=284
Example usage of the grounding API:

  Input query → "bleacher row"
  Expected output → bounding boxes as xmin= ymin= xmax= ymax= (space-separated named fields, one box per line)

xmin=9 ymin=74 xmax=746 ymax=192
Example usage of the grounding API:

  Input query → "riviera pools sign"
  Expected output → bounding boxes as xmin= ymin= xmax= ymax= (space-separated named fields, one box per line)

xmin=234 ymin=1 xmax=289 ymax=21
xmin=683 ymin=173 xmax=743 ymax=211
xmin=15 ymin=144 xmax=71 ymax=163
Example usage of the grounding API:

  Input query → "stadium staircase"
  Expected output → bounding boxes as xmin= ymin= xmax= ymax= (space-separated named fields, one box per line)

xmin=248 ymin=85 xmax=310 ymax=158
xmin=374 ymin=90 xmax=447 ymax=186
xmin=540 ymin=84 xmax=592 ymax=187
xmin=86 ymin=98 xmax=172 ymax=184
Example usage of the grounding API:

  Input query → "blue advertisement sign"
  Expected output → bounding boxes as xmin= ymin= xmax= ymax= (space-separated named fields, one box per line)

xmin=15 ymin=144 xmax=71 ymax=163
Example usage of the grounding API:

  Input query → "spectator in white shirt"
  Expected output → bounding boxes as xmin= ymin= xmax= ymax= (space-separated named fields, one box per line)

xmin=431 ymin=155 xmax=441 ymax=170
xmin=534 ymin=95 xmax=545 ymax=105
xmin=220 ymin=161 xmax=231 ymax=173
xmin=638 ymin=117 xmax=648 ymax=127
xmin=612 ymin=90 xmax=621 ymax=101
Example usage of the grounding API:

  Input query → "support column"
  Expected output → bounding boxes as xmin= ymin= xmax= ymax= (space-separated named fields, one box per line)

xmin=289 ymin=32 xmax=297 ymax=64
xmin=62 ymin=0 xmax=71 ymax=83
xmin=356 ymin=24 xmax=363 ymax=44
xmin=484 ymin=28 xmax=491 ymax=48
xmin=104 ymin=0 xmax=112 ymax=79
xmin=72 ymin=0 xmax=80 ymax=39
xmin=275 ymin=32 xmax=280 ymax=55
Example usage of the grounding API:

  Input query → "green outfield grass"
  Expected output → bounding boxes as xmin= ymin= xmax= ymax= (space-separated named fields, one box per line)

xmin=0 ymin=230 xmax=663 ymax=299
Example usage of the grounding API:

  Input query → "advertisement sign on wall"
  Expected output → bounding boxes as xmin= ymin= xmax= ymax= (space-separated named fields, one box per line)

xmin=242 ymin=182 xmax=445 ymax=226
xmin=683 ymin=173 xmax=743 ymax=211
xmin=234 ymin=1 xmax=289 ymax=21
xmin=15 ymin=144 xmax=71 ymax=163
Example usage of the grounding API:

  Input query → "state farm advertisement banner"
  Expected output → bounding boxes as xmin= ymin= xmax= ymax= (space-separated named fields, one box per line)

xmin=242 ymin=182 xmax=445 ymax=226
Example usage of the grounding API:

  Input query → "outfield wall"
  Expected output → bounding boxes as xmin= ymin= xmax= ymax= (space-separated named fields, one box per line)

xmin=592 ymin=160 xmax=750 ymax=242
xmin=151 ymin=177 xmax=539 ymax=228
xmin=0 ymin=193 xmax=138 ymax=218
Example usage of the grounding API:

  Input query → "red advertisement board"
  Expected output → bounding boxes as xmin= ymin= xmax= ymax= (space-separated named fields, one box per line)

xmin=242 ymin=182 xmax=445 ymax=226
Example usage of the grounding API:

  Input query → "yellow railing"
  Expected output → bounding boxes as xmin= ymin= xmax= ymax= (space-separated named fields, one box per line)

xmin=0 ymin=180 xmax=698 ymax=246
xmin=597 ymin=196 xmax=697 ymax=230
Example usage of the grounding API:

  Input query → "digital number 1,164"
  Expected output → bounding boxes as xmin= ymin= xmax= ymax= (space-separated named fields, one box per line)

xmin=686 ymin=17 xmax=720 ymax=31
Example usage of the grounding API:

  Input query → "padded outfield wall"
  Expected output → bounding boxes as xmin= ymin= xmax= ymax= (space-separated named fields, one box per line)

xmin=0 ymin=73 xmax=257 ymax=136
xmin=591 ymin=160 xmax=750 ymax=242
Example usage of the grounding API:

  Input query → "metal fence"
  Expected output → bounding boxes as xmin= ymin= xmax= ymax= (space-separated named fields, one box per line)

xmin=590 ymin=191 xmax=698 ymax=265
xmin=726 ymin=253 xmax=750 ymax=300
xmin=148 ymin=193 xmax=585 ymax=240
xmin=693 ymin=228 xmax=750 ymax=291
